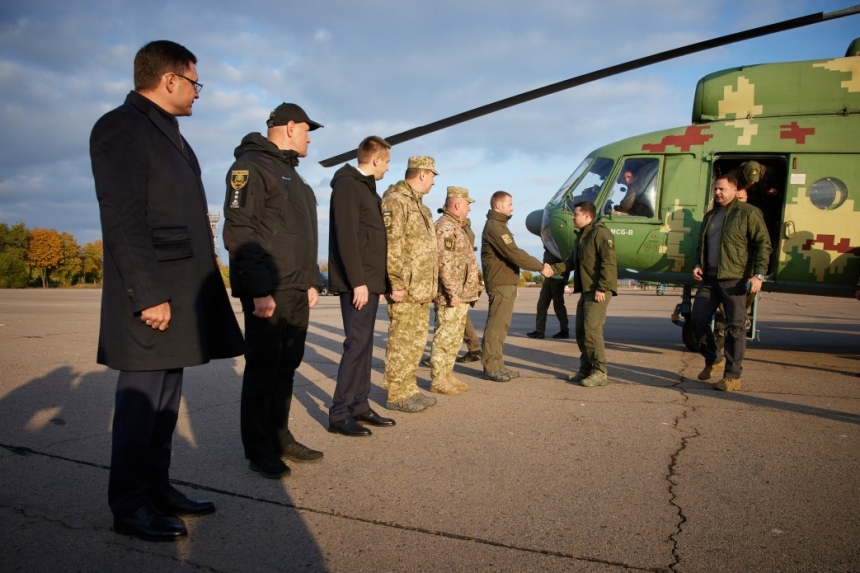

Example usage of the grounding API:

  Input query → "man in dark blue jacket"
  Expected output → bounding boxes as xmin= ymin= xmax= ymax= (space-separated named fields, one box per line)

xmin=327 ymin=136 xmax=397 ymax=437
xmin=223 ymin=103 xmax=325 ymax=478
xmin=91 ymin=40 xmax=244 ymax=542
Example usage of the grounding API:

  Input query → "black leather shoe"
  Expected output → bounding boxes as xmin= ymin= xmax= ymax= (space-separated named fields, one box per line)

xmin=328 ymin=416 xmax=372 ymax=437
xmin=552 ymin=331 xmax=570 ymax=339
xmin=152 ymin=487 xmax=215 ymax=517
xmin=354 ymin=408 xmax=396 ymax=427
xmin=526 ymin=331 xmax=545 ymax=339
xmin=249 ymin=455 xmax=290 ymax=479
xmin=280 ymin=441 xmax=324 ymax=463
xmin=114 ymin=503 xmax=187 ymax=542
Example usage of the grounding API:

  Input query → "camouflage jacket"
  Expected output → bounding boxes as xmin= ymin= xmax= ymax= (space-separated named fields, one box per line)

xmin=434 ymin=210 xmax=480 ymax=306
xmin=481 ymin=210 xmax=543 ymax=289
xmin=381 ymin=180 xmax=438 ymax=303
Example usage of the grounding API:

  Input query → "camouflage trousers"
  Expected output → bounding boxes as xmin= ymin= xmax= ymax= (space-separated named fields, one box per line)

xmin=430 ymin=304 xmax=469 ymax=380
xmin=384 ymin=301 xmax=430 ymax=402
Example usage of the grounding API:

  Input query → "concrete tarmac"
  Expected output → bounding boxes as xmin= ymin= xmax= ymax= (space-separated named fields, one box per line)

xmin=1 ymin=287 xmax=858 ymax=572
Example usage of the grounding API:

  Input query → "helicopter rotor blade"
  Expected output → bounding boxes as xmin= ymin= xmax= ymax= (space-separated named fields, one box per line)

xmin=319 ymin=5 xmax=860 ymax=168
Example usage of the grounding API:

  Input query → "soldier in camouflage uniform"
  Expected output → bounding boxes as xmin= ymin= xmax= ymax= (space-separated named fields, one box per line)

xmin=381 ymin=156 xmax=439 ymax=413
xmin=429 ymin=187 xmax=481 ymax=395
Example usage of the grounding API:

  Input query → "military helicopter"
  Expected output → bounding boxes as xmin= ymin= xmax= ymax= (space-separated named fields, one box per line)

xmin=320 ymin=6 xmax=860 ymax=349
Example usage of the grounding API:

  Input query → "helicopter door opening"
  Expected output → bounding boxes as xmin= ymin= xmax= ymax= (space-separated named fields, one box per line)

xmin=712 ymin=155 xmax=787 ymax=276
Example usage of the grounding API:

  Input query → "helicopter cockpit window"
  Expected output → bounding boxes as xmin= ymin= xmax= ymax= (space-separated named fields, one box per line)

xmin=808 ymin=177 xmax=848 ymax=210
xmin=549 ymin=158 xmax=591 ymax=207
xmin=603 ymin=158 xmax=659 ymax=218
xmin=553 ymin=157 xmax=614 ymax=212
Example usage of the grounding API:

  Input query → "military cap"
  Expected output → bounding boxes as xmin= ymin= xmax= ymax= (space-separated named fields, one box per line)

xmin=267 ymin=102 xmax=323 ymax=131
xmin=742 ymin=160 xmax=764 ymax=183
xmin=447 ymin=186 xmax=475 ymax=203
xmin=407 ymin=156 xmax=439 ymax=175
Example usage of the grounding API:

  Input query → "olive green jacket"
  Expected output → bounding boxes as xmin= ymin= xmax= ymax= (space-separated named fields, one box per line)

xmin=553 ymin=219 xmax=618 ymax=295
xmin=694 ymin=198 xmax=772 ymax=280
xmin=481 ymin=210 xmax=543 ymax=289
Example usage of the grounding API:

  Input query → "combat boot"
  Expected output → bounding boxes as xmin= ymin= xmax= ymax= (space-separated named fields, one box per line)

xmin=697 ymin=358 xmax=724 ymax=381
xmin=455 ymin=350 xmax=481 ymax=363
xmin=714 ymin=377 xmax=741 ymax=392
xmin=446 ymin=371 xmax=470 ymax=392
xmin=484 ymin=370 xmax=511 ymax=382
xmin=414 ymin=392 xmax=437 ymax=407
xmin=385 ymin=394 xmax=429 ymax=413
xmin=430 ymin=375 xmax=463 ymax=395
xmin=581 ymin=371 xmax=608 ymax=387
xmin=567 ymin=371 xmax=588 ymax=384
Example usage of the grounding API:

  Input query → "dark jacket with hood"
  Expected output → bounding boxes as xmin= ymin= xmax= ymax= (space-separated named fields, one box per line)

xmin=328 ymin=163 xmax=388 ymax=294
xmin=223 ymin=132 xmax=322 ymax=299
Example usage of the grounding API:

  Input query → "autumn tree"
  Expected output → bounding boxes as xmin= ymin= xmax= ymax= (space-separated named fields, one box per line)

xmin=81 ymin=240 xmax=103 ymax=283
xmin=51 ymin=232 xmax=82 ymax=286
xmin=27 ymin=228 xmax=63 ymax=287
xmin=0 ymin=221 xmax=31 ymax=287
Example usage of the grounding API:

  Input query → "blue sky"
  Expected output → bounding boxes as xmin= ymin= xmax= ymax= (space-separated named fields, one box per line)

xmin=1 ymin=0 xmax=858 ymax=259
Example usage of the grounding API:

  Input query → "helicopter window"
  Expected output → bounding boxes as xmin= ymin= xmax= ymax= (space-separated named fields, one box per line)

xmin=549 ymin=158 xmax=591 ymax=207
xmin=808 ymin=177 xmax=848 ymax=210
xmin=603 ymin=158 xmax=659 ymax=217
xmin=557 ymin=157 xmax=614 ymax=211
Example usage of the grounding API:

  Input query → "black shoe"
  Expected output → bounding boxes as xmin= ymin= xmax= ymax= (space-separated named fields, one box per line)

xmin=354 ymin=408 xmax=396 ymax=427
xmin=552 ymin=331 xmax=570 ymax=339
xmin=526 ymin=331 xmax=545 ymax=339
xmin=328 ymin=416 xmax=372 ymax=437
xmin=455 ymin=350 xmax=481 ymax=363
xmin=280 ymin=441 xmax=324 ymax=463
xmin=249 ymin=455 xmax=290 ymax=479
xmin=420 ymin=357 xmax=431 ymax=367
xmin=114 ymin=503 xmax=187 ymax=542
xmin=152 ymin=487 xmax=215 ymax=517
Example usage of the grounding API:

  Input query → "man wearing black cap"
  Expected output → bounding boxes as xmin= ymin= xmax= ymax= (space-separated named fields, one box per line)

xmin=223 ymin=102 xmax=325 ymax=479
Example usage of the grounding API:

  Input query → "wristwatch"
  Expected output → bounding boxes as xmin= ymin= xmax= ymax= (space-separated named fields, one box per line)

xmin=754 ymin=274 xmax=765 ymax=281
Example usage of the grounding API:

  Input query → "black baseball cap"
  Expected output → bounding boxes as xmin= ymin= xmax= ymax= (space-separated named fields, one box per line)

xmin=266 ymin=102 xmax=323 ymax=130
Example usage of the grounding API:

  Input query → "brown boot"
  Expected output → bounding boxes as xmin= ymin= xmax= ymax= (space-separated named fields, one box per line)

xmin=430 ymin=375 xmax=463 ymax=395
xmin=715 ymin=377 xmax=741 ymax=392
xmin=446 ymin=372 xmax=470 ymax=392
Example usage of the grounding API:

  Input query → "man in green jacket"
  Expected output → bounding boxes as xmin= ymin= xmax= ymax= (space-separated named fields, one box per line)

xmin=550 ymin=201 xmax=618 ymax=387
xmin=481 ymin=191 xmax=549 ymax=382
xmin=691 ymin=174 xmax=772 ymax=392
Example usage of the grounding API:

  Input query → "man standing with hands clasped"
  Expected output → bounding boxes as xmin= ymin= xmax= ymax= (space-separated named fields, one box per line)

xmin=223 ymin=102 xmax=326 ymax=479
xmin=691 ymin=174 xmax=771 ymax=392
xmin=549 ymin=201 xmax=617 ymax=387
xmin=90 ymin=40 xmax=245 ymax=541
xmin=327 ymin=136 xmax=397 ymax=436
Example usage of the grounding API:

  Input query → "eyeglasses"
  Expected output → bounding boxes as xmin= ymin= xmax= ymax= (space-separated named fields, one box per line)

xmin=171 ymin=72 xmax=203 ymax=94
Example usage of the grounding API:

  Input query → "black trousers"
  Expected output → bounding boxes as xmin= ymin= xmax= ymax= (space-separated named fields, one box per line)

xmin=330 ymin=292 xmax=379 ymax=424
xmin=691 ymin=277 xmax=747 ymax=379
xmin=534 ymin=278 xmax=569 ymax=334
xmin=109 ymin=368 xmax=183 ymax=518
xmin=240 ymin=289 xmax=308 ymax=461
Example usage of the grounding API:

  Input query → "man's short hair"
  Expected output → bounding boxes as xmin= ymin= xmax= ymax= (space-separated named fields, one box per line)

xmin=574 ymin=200 xmax=597 ymax=218
xmin=356 ymin=136 xmax=391 ymax=164
xmin=716 ymin=173 xmax=739 ymax=188
xmin=134 ymin=40 xmax=197 ymax=92
xmin=405 ymin=167 xmax=425 ymax=179
xmin=490 ymin=190 xmax=511 ymax=208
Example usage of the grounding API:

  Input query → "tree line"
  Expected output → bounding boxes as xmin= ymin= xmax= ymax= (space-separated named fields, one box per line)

xmin=0 ymin=222 xmax=103 ymax=288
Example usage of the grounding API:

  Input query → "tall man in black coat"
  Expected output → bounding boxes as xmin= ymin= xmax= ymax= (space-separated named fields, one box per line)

xmin=327 ymin=136 xmax=397 ymax=437
xmin=90 ymin=40 xmax=245 ymax=542
xmin=223 ymin=103 xmax=325 ymax=479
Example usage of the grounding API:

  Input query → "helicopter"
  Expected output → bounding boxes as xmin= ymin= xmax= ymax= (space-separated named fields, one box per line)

xmin=320 ymin=6 xmax=860 ymax=350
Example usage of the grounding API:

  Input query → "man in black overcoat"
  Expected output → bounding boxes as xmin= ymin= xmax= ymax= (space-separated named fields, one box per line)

xmin=90 ymin=40 xmax=245 ymax=542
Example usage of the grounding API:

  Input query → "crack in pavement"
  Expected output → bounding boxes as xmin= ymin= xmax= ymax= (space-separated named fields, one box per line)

xmin=2 ymin=443 xmax=667 ymax=572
